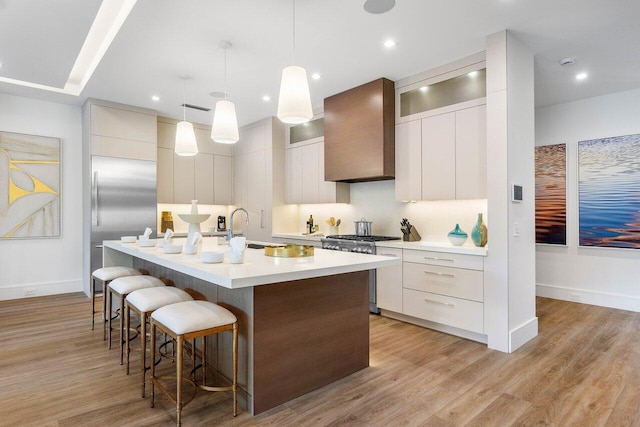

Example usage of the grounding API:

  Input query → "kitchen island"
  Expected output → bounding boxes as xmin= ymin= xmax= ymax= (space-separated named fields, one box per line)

xmin=103 ymin=239 xmax=399 ymax=415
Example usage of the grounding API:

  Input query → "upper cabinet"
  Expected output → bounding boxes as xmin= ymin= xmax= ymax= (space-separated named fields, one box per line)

xmin=284 ymin=113 xmax=350 ymax=204
xmin=394 ymin=56 xmax=487 ymax=201
xmin=83 ymin=99 xmax=157 ymax=161
xmin=156 ymin=117 xmax=233 ymax=205
xmin=324 ymin=78 xmax=395 ymax=182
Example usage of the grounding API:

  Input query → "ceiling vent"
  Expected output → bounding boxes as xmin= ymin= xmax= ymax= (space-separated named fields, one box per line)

xmin=181 ymin=103 xmax=210 ymax=112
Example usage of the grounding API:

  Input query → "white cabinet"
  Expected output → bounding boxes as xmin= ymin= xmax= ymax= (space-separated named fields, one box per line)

xmin=84 ymin=100 xmax=157 ymax=161
xmin=421 ymin=113 xmax=456 ymax=200
xmin=233 ymin=117 xmax=285 ymax=242
xmin=376 ymin=247 xmax=403 ymax=312
xmin=157 ymin=118 xmax=233 ymax=205
xmin=285 ymin=141 xmax=349 ymax=204
xmin=394 ymin=104 xmax=486 ymax=201
xmin=395 ymin=120 xmax=422 ymax=201
xmin=402 ymin=249 xmax=484 ymax=334
xmin=379 ymin=247 xmax=485 ymax=338
xmin=455 ymin=105 xmax=487 ymax=199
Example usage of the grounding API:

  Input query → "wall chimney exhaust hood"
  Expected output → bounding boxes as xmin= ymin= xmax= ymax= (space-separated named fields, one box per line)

xmin=324 ymin=78 xmax=395 ymax=182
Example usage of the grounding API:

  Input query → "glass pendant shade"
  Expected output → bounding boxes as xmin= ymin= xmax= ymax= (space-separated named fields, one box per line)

xmin=211 ymin=99 xmax=239 ymax=144
xmin=175 ymin=120 xmax=198 ymax=156
xmin=277 ymin=65 xmax=313 ymax=124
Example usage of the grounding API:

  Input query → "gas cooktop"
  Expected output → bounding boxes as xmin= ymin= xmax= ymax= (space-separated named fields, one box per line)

xmin=325 ymin=235 xmax=401 ymax=242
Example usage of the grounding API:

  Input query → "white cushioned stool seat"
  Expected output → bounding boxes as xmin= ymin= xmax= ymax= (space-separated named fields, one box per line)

xmin=91 ymin=266 xmax=142 ymax=332
xmin=109 ymin=275 xmax=165 ymax=295
xmin=107 ymin=275 xmax=166 ymax=362
xmin=126 ymin=287 xmax=193 ymax=313
xmin=152 ymin=300 xmax=237 ymax=335
xmin=93 ymin=266 xmax=142 ymax=282
xmin=150 ymin=300 xmax=239 ymax=423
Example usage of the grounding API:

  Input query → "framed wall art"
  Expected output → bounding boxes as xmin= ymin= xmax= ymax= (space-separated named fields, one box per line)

xmin=578 ymin=133 xmax=640 ymax=249
xmin=535 ymin=143 xmax=567 ymax=245
xmin=0 ymin=131 xmax=61 ymax=239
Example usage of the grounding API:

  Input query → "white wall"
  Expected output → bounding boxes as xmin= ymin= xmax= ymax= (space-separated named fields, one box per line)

xmin=536 ymin=88 xmax=640 ymax=311
xmin=0 ymin=93 xmax=83 ymax=300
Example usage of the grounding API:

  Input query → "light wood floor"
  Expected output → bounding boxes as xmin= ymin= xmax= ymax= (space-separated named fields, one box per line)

xmin=2 ymin=293 xmax=640 ymax=426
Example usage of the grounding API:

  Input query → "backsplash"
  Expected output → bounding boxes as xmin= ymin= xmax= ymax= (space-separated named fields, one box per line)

xmin=157 ymin=203 xmax=232 ymax=235
xmin=293 ymin=180 xmax=487 ymax=243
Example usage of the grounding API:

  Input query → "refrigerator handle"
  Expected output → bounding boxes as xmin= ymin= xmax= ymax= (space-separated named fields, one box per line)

xmin=260 ymin=209 xmax=264 ymax=228
xmin=92 ymin=171 xmax=99 ymax=226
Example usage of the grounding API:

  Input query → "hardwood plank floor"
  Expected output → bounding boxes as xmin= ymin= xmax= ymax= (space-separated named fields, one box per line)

xmin=1 ymin=293 xmax=640 ymax=426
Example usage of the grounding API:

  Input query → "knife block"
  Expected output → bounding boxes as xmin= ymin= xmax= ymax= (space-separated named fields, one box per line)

xmin=403 ymin=225 xmax=421 ymax=242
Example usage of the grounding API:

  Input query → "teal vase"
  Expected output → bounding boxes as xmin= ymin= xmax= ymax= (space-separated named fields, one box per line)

xmin=471 ymin=213 xmax=488 ymax=247
xmin=447 ymin=224 xmax=468 ymax=246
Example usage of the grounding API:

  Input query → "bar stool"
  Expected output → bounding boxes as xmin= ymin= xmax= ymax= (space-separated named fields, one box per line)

xmin=91 ymin=266 xmax=142 ymax=332
xmin=107 ymin=275 xmax=166 ymax=363
xmin=124 ymin=286 xmax=194 ymax=397
xmin=150 ymin=300 xmax=238 ymax=425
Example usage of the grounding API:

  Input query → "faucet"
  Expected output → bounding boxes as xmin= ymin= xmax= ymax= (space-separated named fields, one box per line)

xmin=227 ymin=208 xmax=249 ymax=242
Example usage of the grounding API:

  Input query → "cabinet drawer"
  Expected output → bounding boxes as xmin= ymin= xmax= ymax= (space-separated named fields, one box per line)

xmin=403 ymin=249 xmax=483 ymax=271
xmin=403 ymin=262 xmax=483 ymax=302
xmin=403 ymin=288 xmax=483 ymax=334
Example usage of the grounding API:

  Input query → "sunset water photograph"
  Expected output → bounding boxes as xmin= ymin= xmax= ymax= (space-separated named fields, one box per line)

xmin=535 ymin=143 xmax=567 ymax=245
xmin=579 ymin=133 xmax=640 ymax=249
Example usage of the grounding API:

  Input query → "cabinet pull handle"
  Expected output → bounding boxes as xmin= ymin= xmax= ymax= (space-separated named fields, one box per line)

xmin=423 ymin=270 xmax=455 ymax=278
xmin=424 ymin=298 xmax=454 ymax=307
xmin=423 ymin=256 xmax=453 ymax=262
xmin=260 ymin=209 xmax=264 ymax=228
xmin=379 ymin=253 xmax=397 ymax=257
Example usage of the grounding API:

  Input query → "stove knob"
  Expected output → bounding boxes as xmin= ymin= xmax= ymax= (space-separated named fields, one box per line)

xmin=365 ymin=248 xmax=372 ymax=254
xmin=355 ymin=248 xmax=362 ymax=253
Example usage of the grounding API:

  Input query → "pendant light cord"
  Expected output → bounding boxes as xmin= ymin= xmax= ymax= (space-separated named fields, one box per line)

xmin=292 ymin=0 xmax=296 ymax=65
xmin=183 ymin=78 xmax=186 ymax=121
xmin=224 ymin=46 xmax=228 ymax=100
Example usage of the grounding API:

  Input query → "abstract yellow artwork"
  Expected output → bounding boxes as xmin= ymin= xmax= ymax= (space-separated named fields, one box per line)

xmin=0 ymin=131 xmax=60 ymax=239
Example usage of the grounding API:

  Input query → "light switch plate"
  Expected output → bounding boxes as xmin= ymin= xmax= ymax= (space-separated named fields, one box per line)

xmin=514 ymin=222 xmax=520 ymax=237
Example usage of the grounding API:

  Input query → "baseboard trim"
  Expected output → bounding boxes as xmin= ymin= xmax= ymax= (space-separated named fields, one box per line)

xmin=0 ymin=279 xmax=83 ymax=301
xmin=509 ymin=317 xmax=538 ymax=352
xmin=537 ymin=283 xmax=640 ymax=313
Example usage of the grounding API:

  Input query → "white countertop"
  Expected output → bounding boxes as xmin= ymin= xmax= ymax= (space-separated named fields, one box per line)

xmin=104 ymin=238 xmax=400 ymax=289
xmin=375 ymin=239 xmax=488 ymax=256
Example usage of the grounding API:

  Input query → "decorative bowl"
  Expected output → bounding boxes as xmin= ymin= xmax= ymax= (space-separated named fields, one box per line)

xmin=121 ymin=236 xmax=137 ymax=243
xmin=138 ymin=238 xmax=156 ymax=247
xmin=163 ymin=244 xmax=183 ymax=254
xmin=202 ymin=251 xmax=225 ymax=264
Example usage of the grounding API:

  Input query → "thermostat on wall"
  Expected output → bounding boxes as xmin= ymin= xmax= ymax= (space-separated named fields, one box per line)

xmin=512 ymin=183 xmax=523 ymax=202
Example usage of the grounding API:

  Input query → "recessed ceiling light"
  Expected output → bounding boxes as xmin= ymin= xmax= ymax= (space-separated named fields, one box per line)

xmin=152 ymin=95 xmax=160 ymax=102
xmin=419 ymin=86 xmax=428 ymax=92
xmin=209 ymin=91 xmax=226 ymax=98
xmin=363 ymin=0 xmax=395 ymax=14
xmin=559 ymin=57 xmax=575 ymax=66
xmin=383 ymin=39 xmax=397 ymax=48
xmin=468 ymin=71 xmax=478 ymax=78
xmin=576 ymin=72 xmax=588 ymax=81
xmin=262 ymin=95 xmax=271 ymax=102
xmin=311 ymin=73 xmax=321 ymax=80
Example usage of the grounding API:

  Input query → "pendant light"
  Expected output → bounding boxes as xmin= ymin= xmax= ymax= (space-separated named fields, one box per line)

xmin=211 ymin=40 xmax=239 ymax=144
xmin=277 ymin=0 xmax=313 ymax=124
xmin=175 ymin=75 xmax=198 ymax=156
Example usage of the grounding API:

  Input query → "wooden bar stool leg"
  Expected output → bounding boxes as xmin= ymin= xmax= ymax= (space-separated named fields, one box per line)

xmin=108 ymin=288 xmax=113 ymax=349
xmin=120 ymin=295 xmax=126 ymax=364
xmin=202 ymin=336 xmax=207 ymax=386
xmin=91 ymin=278 xmax=96 ymax=330
xmin=177 ymin=335 xmax=184 ymax=426
xmin=102 ymin=280 xmax=108 ymax=340
xmin=233 ymin=322 xmax=238 ymax=417
xmin=140 ymin=311 xmax=147 ymax=397
xmin=150 ymin=321 xmax=156 ymax=408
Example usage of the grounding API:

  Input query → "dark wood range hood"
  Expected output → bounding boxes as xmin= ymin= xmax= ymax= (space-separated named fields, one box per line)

xmin=324 ymin=78 xmax=395 ymax=182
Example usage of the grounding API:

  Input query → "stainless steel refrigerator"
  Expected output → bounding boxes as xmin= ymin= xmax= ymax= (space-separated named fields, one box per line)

xmin=90 ymin=156 xmax=157 ymax=274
